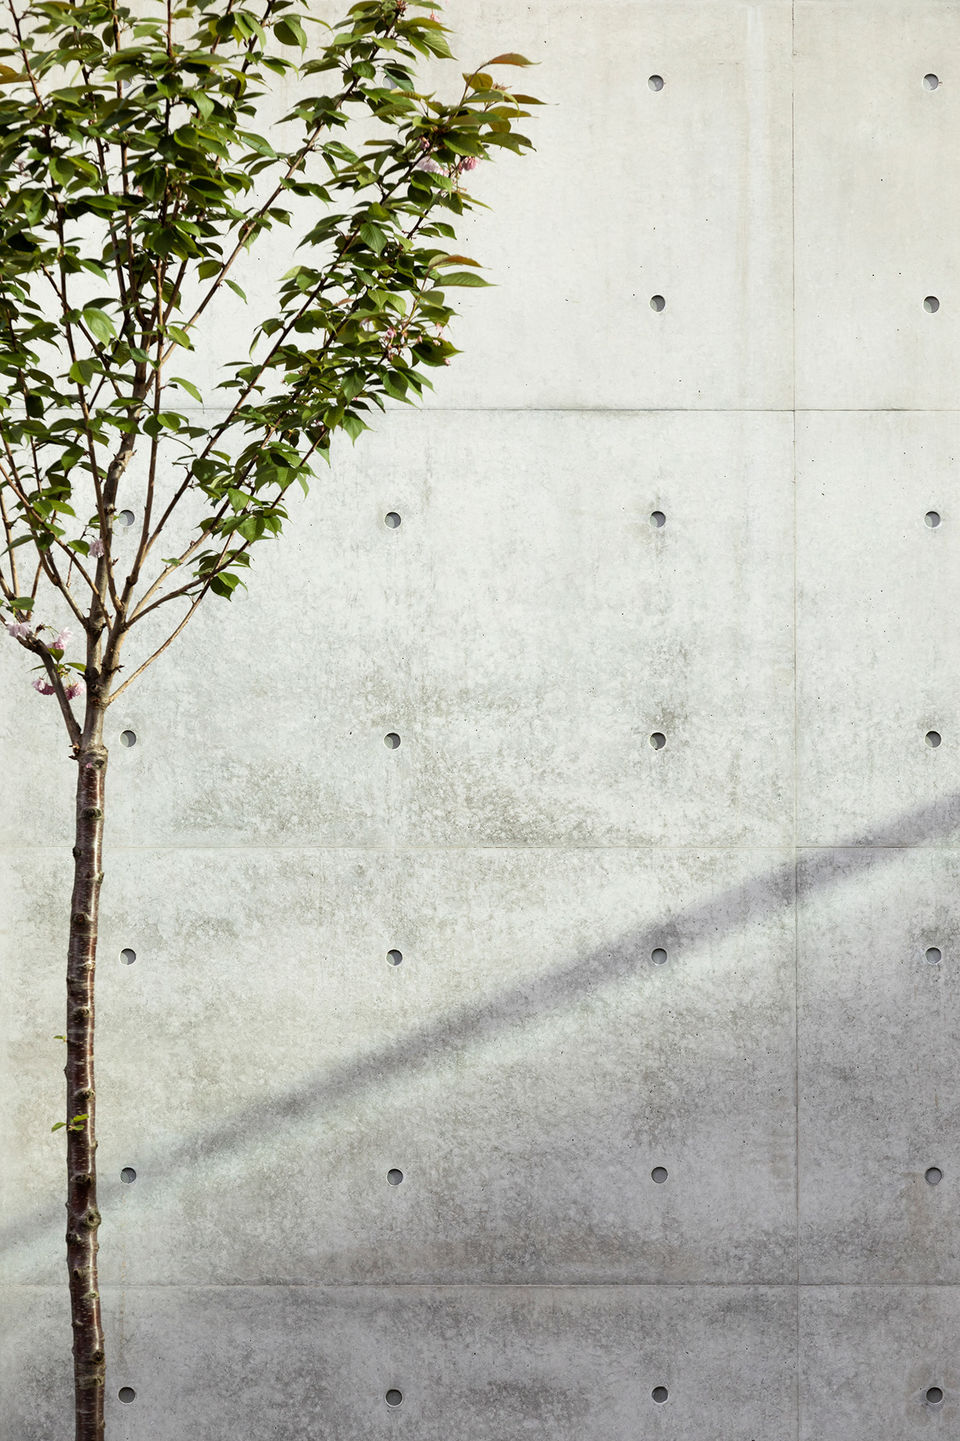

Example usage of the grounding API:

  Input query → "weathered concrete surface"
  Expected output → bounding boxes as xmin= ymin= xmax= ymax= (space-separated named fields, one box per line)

xmin=3 ymin=1285 xmax=797 ymax=1441
xmin=4 ymin=1 xmax=960 ymax=1438
xmin=2 ymin=846 xmax=796 ymax=1288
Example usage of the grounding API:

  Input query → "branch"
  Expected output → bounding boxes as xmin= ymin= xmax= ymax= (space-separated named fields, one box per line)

xmin=18 ymin=633 xmax=83 ymax=748
xmin=106 ymin=581 xmax=212 ymax=705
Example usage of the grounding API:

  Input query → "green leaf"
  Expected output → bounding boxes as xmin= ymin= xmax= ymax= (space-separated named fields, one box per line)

xmin=431 ymin=254 xmax=482 ymax=268
xmin=358 ymin=222 xmax=387 ymax=254
xmin=436 ymin=271 xmax=492 ymax=287
xmin=82 ymin=308 xmax=116 ymax=346
xmin=8 ymin=596 xmax=34 ymax=612
xmin=68 ymin=358 xmax=98 ymax=385
xmin=171 ymin=376 xmax=203 ymax=403
xmin=51 ymin=1122 xmax=66 ymax=1132
xmin=274 ymin=16 xmax=307 ymax=48
xmin=486 ymin=53 xmax=534 ymax=66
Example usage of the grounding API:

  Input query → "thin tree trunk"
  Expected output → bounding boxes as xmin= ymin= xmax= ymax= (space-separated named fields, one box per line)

xmin=65 ymin=704 xmax=107 ymax=1441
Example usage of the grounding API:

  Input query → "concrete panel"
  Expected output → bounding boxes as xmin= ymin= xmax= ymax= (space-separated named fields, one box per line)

xmin=0 ymin=409 xmax=795 ymax=850
xmin=422 ymin=0 xmax=794 ymax=412
xmin=1 ymin=844 xmax=795 ymax=1286
xmin=798 ymin=848 xmax=960 ymax=1282
xmin=795 ymin=2 xmax=960 ymax=409
xmin=797 ymin=411 xmax=960 ymax=846
xmin=800 ymin=1287 xmax=960 ymax=1439
xmin=1 ymin=1285 xmax=797 ymax=1441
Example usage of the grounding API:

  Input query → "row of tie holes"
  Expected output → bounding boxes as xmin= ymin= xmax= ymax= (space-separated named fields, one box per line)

xmin=116 ymin=1383 xmax=948 ymax=1410
xmin=116 ymin=1384 xmax=678 ymax=1409
xmin=651 ymin=292 xmax=942 ymax=314
xmin=115 ymin=1382 xmax=947 ymax=1410
xmin=648 ymin=73 xmax=944 ymax=91
xmin=117 ymin=946 xmax=950 ymax=971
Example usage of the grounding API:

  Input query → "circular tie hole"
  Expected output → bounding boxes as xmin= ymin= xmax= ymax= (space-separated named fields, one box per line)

xmin=385 ymin=1389 xmax=404 ymax=1407
xmin=651 ymin=1166 xmax=668 ymax=1184
xmin=648 ymin=74 xmax=664 ymax=91
xmin=924 ymin=296 xmax=940 ymax=313
xmin=387 ymin=1168 xmax=404 ymax=1186
xmin=120 ymin=1167 xmax=136 ymax=1185
xmin=651 ymin=947 xmax=668 ymax=966
xmin=926 ymin=947 xmax=942 ymax=965
xmin=387 ymin=949 xmax=403 ymax=966
xmin=650 ymin=510 xmax=666 ymax=528
xmin=384 ymin=512 xmax=401 ymax=529
xmin=927 ymin=1386 xmax=944 ymax=1405
xmin=118 ymin=1388 xmax=136 ymax=1404
xmin=119 ymin=729 xmax=137 ymax=748
xmin=926 ymin=1167 xmax=943 ymax=1186
xmin=383 ymin=732 xmax=401 ymax=749
xmin=120 ymin=948 xmax=136 ymax=965
xmin=116 ymin=509 xmax=135 ymax=527
xmin=926 ymin=511 xmax=942 ymax=528
xmin=926 ymin=730 xmax=942 ymax=748
xmin=924 ymin=73 xmax=940 ymax=90
xmin=652 ymin=1386 xmax=669 ymax=1404
xmin=649 ymin=732 xmax=666 ymax=750
xmin=650 ymin=294 xmax=666 ymax=312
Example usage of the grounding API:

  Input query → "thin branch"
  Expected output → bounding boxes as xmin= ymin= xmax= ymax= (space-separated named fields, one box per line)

xmin=18 ymin=633 xmax=83 ymax=747
xmin=0 ymin=461 xmax=21 ymax=594
xmin=106 ymin=582 xmax=211 ymax=705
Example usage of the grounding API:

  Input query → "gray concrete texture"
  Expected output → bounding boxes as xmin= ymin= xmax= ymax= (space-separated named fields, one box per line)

xmin=2 ymin=0 xmax=960 ymax=1436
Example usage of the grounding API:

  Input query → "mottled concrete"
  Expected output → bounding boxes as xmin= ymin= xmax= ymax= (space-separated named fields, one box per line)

xmin=800 ymin=1287 xmax=960 ymax=1439
xmin=1 ymin=845 xmax=795 ymax=1287
xmin=1 ymin=1285 xmax=797 ymax=1441
xmin=797 ymin=412 xmax=960 ymax=846
xmin=795 ymin=3 xmax=960 ymax=409
xmin=799 ymin=848 xmax=960 ymax=1281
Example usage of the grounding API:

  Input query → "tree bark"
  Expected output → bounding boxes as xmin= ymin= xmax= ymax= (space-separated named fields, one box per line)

xmin=65 ymin=706 xmax=107 ymax=1441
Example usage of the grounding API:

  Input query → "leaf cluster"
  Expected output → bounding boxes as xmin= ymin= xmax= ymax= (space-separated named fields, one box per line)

xmin=0 ymin=0 xmax=538 ymax=736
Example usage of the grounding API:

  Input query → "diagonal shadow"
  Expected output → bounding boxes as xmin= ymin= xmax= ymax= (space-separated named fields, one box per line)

xmin=4 ymin=787 xmax=960 ymax=1270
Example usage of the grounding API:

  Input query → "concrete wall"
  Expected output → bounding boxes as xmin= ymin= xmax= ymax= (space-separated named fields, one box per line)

xmin=3 ymin=1 xmax=960 ymax=1435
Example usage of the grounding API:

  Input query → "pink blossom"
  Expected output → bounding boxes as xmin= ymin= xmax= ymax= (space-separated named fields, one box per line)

xmin=89 ymin=537 xmax=105 ymax=557
xmin=51 ymin=627 xmax=72 ymax=652
xmin=64 ymin=679 xmax=85 ymax=701
xmin=415 ymin=156 xmax=441 ymax=173
xmin=5 ymin=619 xmax=33 ymax=639
xmin=32 ymin=677 xmax=56 ymax=695
xmin=461 ymin=156 xmax=479 ymax=172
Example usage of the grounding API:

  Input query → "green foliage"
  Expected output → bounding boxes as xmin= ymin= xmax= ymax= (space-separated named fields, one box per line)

xmin=52 ymin=1112 xmax=89 ymax=1132
xmin=0 ymin=0 xmax=537 ymax=718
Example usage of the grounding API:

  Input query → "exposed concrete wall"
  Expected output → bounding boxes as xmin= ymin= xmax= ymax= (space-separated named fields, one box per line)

xmin=3 ymin=1 xmax=960 ymax=1436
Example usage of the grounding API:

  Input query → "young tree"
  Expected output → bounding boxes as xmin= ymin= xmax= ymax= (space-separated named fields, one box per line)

xmin=0 ymin=2 xmax=536 ymax=1435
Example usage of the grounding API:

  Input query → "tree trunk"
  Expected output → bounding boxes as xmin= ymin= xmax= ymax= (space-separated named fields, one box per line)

xmin=65 ymin=707 xmax=107 ymax=1441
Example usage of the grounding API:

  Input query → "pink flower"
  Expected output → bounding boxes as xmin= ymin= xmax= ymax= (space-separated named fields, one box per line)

xmin=415 ymin=156 xmax=441 ymax=173
xmin=51 ymin=627 xmax=72 ymax=652
xmin=5 ymin=619 xmax=32 ymax=639
xmin=32 ymin=677 xmax=55 ymax=695
xmin=64 ymin=679 xmax=85 ymax=701
xmin=89 ymin=537 xmax=105 ymax=557
xmin=461 ymin=156 xmax=479 ymax=172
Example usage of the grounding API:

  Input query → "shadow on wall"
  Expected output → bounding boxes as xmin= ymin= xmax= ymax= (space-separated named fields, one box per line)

xmin=5 ymin=790 xmax=960 ymax=1286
